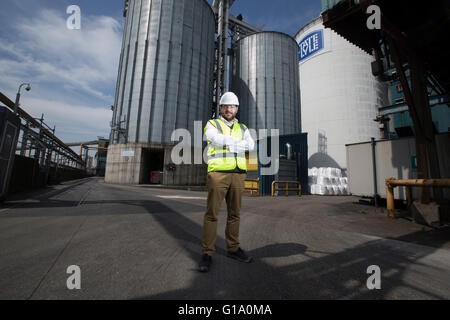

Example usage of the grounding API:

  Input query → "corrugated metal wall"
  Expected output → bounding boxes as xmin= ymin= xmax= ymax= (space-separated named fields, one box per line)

xmin=112 ymin=0 xmax=215 ymax=145
xmin=231 ymin=32 xmax=301 ymax=135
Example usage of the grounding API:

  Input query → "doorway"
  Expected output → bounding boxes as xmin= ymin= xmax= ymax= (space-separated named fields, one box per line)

xmin=141 ymin=148 xmax=164 ymax=184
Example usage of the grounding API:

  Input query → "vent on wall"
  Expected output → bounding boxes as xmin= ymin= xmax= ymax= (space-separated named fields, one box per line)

xmin=395 ymin=97 xmax=405 ymax=104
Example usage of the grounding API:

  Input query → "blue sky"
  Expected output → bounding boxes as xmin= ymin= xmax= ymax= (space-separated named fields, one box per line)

xmin=218 ymin=0 xmax=321 ymax=36
xmin=0 ymin=0 xmax=321 ymax=144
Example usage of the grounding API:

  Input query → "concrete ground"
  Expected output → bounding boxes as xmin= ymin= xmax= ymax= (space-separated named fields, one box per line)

xmin=0 ymin=177 xmax=449 ymax=300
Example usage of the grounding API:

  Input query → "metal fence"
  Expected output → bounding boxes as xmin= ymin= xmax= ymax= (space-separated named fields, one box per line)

xmin=0 ymin=92 xmax=85 ymax=174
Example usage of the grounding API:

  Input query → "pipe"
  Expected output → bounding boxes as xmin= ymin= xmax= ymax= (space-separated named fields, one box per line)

xmin=223 ymin=0 xmax=229 ymax=92
xmin=216 ymin=0 xmax=224 ymax=117
xmin=286 ymin=143 xmax=292 ymax=160
xmin=0 ymin=92 xmax=83 ymax=164
xmin=386 ymin=180 xmax=395 ymax=218
xmin=371 ymin=137 xmax=378 ymax=207
xmin=405 ymin=186 xmax=412 ymax=208
xmin=385 ymin=178 xmax=450 ymax=219
xmin=387 ymin=179 xmax=450 ymax=187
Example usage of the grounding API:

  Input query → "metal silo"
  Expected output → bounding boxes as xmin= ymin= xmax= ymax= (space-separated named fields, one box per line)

xmin=231 ymin=32 xmax=301 ymax=135
xmin=111 ymin=0 xmax=215 ymax=144
xmin=106 ymin=0 xmax=215 ymax=185
xmin=294 ymin=16 xmax=389 ymax=170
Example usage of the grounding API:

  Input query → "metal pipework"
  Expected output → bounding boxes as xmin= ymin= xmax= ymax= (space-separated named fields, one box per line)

xmin=286 ymin=143 xmax=292 ymax=160
xmin=1 ymin=91 xmax=83 ymax=166
xmin=371 ymin=137 xmax=378 ymax=207
xmin=387 ymin=179 xmax=450 ymax=187
xmin=385 ymin=178 xmax=450 ymax=218
xmin=215 ymin=0 xmax=227 ymax=117
xmin=223 ymin=0 xmax=229 ymax=93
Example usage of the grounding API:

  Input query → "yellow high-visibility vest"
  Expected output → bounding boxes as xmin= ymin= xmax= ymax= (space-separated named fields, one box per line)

xmin=204 ymin=119 xmax=247 ymax=172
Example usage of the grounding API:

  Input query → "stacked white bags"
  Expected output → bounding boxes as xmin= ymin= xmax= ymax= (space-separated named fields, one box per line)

xmin=308 ymin=167 xmax=350 ymax=195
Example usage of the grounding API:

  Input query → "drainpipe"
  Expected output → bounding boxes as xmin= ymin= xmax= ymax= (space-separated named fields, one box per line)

xmin=286 ymin=143 xmax=292 ymax=160
xmin=371 ymin=137 xmax=378 ymax=207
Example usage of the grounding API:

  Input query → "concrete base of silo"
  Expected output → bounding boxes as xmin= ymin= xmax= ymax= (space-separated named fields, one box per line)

xmin=105 ymin=143 xmax=207 ymax=186
xmin=163 ymin=146 xmax=208 ymax=186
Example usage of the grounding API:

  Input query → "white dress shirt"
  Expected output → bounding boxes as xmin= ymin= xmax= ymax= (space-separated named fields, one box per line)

xmin=205 ymin=116 xmax=255 ymax=153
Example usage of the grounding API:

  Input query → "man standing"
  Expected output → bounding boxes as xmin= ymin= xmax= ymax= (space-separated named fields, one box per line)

xmin=198 ymin=92 xmax=255 ymax=273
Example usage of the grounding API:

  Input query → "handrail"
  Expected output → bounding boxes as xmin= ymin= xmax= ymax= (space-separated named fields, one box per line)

xmin=271 ymin=180 xmax=301 ymax=197
xmin=385 ymin=178 xmax=450 ymax=218
xmin=245 ymin=179 xmax=260 ymax=196
xmin=0 ymin=91 xmax=83 ymax=164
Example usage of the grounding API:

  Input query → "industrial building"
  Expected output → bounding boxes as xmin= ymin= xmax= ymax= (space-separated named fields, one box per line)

xmin=295 ymin=16 xmax=388 ymax=170
xmin=346 ymin=70 xmax=450 ymax=203
xmin=104 ymin=0 xmax=448 ymax=225
xmin=105 ymin=0 xmax=305 ymax=188
xmin=94 ymin=138 xmax=109 ymax=176
xmin=295 ymin=8 xmax=449 ymax=204
xmin=106 ymin=0 xmax=216 ymax=185
xmin=385 ymin=75 xmax=450 ymax=138
xmin=320 ymin=0 xmax=449 ymax=225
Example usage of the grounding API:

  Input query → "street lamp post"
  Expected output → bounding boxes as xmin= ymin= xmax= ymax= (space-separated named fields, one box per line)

xmin=14 ymin=83 xmax=31 ymax=114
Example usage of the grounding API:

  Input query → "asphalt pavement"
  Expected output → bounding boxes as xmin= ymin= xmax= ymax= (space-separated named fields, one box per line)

xmin=0 ymin=177 xmax=449 ymax=300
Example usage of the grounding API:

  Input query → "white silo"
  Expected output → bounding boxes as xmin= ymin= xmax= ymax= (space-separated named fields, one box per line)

xmin=294 ymin=16 xmax=388 ymax=170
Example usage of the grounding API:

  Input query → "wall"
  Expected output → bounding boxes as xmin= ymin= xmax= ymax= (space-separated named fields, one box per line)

xmin=105 ymin=143 xmax=208 ymax=185
xmin=105 ymin=143 xmax=144 ymax=184
xmin=346 ymin=133 xmax=450 ymax=200
xmin=8 ymin=155 xmax=87 ymax=194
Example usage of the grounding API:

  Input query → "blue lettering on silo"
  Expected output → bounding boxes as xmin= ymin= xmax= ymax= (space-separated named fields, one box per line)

xmin=299 ymin=30 xmax=323 ymax=62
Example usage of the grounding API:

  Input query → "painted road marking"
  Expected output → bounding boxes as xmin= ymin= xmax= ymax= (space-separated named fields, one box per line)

xmin=155 ymin=195 xmax=206 ymax=200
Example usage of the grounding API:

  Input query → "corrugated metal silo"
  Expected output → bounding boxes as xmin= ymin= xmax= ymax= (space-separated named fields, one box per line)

xmin=231 ymin=32 xmax=301 ymax=135
xmin=106 ymin=0 xmax=215 ymax=185
xmin=294 ymin=16 xmax=388 ymax=170
xmin=112 ymin=0 xmax=216 ymax=144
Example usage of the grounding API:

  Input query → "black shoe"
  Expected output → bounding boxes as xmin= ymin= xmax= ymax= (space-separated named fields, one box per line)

xmin=227 ymin=248 xmax=253 ymax=263
xmin=198 ymin=254 xmax=212 ymax=272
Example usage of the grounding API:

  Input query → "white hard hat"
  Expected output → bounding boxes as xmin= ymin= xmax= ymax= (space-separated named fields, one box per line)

xmin=219 ymin=92 xmax=239 ymax=106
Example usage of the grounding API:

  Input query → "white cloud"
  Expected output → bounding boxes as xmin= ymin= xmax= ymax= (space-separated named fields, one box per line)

xmin=23 ymin=97 xmax=112 ymax=143
xmin=0 ymin=7 xmax=123 ymax=142
xmin=0 ymin=8 xmax=122 ymax=100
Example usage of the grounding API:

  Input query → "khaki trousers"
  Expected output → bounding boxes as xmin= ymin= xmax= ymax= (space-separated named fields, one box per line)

xmin=202 ymin=172 xmax=246 ymax=256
